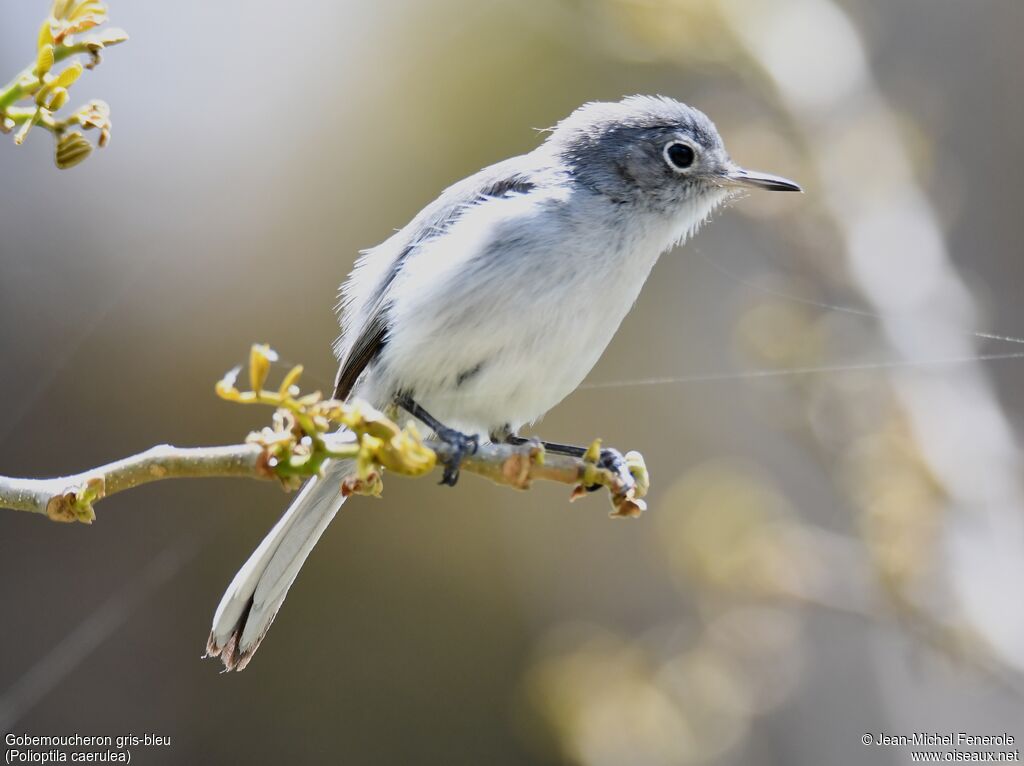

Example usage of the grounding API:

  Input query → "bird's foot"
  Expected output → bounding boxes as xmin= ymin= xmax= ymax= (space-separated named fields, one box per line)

xmin=586 ymin=448 xmax=632 ymax=493
xmin=435 ymin=427 xmax=479 ymax=487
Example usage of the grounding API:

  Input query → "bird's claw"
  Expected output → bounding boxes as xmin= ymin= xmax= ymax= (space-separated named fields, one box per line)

xmin=586 ymin=448 xmax=632 ymax=493
xmin=436 ymin=428 xmax=479 ymax=486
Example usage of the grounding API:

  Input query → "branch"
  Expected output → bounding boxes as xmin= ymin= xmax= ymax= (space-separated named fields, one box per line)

xmin=0 ymin=444 xmax=271 ymax=523
xmin=0 ymin=346 xmax=649 ymax=523
xmin=0 ymin=439 xmax=647 ymax=524
xmin=427 ymin=438 xmax=648 ymax=518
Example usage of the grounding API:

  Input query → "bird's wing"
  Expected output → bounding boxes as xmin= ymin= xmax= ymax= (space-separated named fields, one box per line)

xmin=332 ymin=157 xmax=538 ymax=400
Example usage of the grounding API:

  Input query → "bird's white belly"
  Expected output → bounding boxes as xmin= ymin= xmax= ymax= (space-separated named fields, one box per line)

xmin=405 ymin=228 xmax=668 ymax=431
xmin=366 ymin=188 xmax=715 ymax=435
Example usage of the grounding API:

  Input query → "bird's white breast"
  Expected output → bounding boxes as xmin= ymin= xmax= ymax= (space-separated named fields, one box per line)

xmin=361 ymin=185 xmax=725 ymax=435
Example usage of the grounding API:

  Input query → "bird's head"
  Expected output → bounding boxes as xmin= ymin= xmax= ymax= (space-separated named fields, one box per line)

xmin=547 ymin=95 xmax=800 ymax=212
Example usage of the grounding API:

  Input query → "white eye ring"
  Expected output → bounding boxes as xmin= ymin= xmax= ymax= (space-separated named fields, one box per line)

xmin=663 ymin=141 xmax=696 ymax=171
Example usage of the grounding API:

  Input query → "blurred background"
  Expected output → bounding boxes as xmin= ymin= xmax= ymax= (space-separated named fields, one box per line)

xmin=2 ymin=0 xmax=1023 ymax=763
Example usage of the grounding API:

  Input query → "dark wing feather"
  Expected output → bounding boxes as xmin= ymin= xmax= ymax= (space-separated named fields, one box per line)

xmin=332 ymin=160 xmax=537 ymax=400
xmin=332 ymin=306 xmax=390 ymax=400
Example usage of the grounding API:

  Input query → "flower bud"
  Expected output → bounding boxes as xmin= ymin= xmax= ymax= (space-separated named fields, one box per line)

xmin=55 ymin=131 xmax=92 ymax=169
xmin=36 ymin=43 xmax=54 ymax=77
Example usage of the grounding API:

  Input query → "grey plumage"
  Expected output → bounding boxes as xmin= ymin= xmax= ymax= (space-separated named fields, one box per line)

xmin=333 ymin=159 xmax=537 ymax=400
xmin=207 ymin=95 xmax=800 ymax=670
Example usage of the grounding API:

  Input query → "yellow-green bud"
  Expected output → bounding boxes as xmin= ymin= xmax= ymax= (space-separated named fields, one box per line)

xmin=36 ymin=43 xmax=55 ymax=77
xmin=55 ymin=131 xmax=92 ymax=169
xmin=46 ymin=87 xmax=69 ymax=111
xmin=38 ymin=20 xmax=54 ymax=51
xmin=52 ymin=61 xmax=84 ymax=89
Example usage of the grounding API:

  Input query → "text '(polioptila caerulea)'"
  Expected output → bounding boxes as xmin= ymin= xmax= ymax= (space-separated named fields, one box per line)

xmin=206 ymin=95 xmax=801 ymax=670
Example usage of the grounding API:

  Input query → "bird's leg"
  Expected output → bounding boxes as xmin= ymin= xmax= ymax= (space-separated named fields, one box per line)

xmin=501 ymin=433 xmax=631 ymax=493
xmin=395 ymin=393 xmax=478 ymax=487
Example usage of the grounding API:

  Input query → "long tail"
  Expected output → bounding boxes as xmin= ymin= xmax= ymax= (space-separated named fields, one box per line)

xmin=205 ymin=459 xmax=352 ymax=671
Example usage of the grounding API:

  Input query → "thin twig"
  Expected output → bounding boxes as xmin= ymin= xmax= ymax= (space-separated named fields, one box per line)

xmin=0 ymin=444 xmax=271 ymax=523
xmin=0 ymin=437 xmax=647 ymax=524
xmin=0 ymin=2 xmax=127 ymax=166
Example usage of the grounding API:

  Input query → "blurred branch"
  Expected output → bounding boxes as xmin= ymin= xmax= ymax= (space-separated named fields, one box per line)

xmin=0 ymin=0 xmax=127 ymax=168
xmin=0 ymin=345 xmax=649 ymax=524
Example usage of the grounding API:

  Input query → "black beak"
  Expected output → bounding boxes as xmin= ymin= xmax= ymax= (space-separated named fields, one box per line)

xmin=724 ymin=167 xmax=802 ymax=192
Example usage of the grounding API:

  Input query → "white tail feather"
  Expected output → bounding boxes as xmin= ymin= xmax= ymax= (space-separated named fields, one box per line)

xmin=206 ymin=459 xmax=352 ymax=671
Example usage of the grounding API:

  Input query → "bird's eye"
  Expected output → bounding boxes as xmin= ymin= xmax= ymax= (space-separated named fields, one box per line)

xmin=664 ymin=141 xmax=695 ymax=171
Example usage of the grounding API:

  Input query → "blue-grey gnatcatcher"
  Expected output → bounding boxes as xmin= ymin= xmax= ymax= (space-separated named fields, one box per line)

xmin=206 ymin=95 xmax=801 ymax=670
